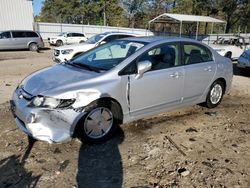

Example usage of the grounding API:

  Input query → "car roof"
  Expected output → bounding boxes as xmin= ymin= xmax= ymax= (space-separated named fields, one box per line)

xmin=103 ymin=31 xmax=137 ymax=36
xmin=1 ymin=30 xmax=37 ymax=32
xmin=123 ymin=36 xmax=204 ymax=44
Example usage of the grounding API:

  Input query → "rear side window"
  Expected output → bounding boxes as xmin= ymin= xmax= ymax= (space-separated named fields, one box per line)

xmin=12 ymin=31 xmax=38 ymax=38
xmin=72 ymin=33 xmax=85 ymax=37
xmin=0 ymin=32 xmax=11 ymax=39
xmin=183 ymin=43 xmax=213 ymax=65
xmin=117 ymin=35 xmax=133 ymax=39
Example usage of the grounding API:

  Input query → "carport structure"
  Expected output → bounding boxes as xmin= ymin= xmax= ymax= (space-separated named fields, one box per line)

xmin=148 ymin=13 xmax=227 ymax=39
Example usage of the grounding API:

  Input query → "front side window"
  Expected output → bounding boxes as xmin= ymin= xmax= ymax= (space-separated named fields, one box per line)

xmin=67 ymin=33 xmax=73 ymax=37
xmin=102 ymin=35 xmax=117 ymax=43
xmin=70 ymin=40 xmax=145 ymax=71
xmin=137 ymin=43 xmax=180 ymax=72
xmin=0 ymin=32 xmax=11 ymax=39
xmin=85 ymin=34 xmax=106 ymax=44
xmin=183 ymin=43 xmax=213 ymax=65
xmin=72 ymin=33 xmax=84 ymax=37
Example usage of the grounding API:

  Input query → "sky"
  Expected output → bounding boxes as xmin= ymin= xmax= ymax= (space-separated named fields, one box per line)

xmin=33 ymin=0 xmax=44 ymax=16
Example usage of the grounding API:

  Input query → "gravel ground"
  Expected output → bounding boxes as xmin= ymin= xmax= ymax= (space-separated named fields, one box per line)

xmin=0 ymin=49 xmax=250 ymax=188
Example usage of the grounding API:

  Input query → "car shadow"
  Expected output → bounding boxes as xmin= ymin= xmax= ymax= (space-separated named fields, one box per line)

xmin=233 ymin=63 xmax=250 ymax=77
xmin=77 ymin=127 xmax=124 ymax=188
xmin=0 ymin=47 xmax=51 ymax=53
xmin=0 ymin=137 xmax=41 ymax=187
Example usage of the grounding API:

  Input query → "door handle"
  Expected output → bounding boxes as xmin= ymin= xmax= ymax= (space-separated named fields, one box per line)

xmin=170 ymin=72 xmax=180 ymax=78
xmin=204 ymin=66 xmax=212 ymax=72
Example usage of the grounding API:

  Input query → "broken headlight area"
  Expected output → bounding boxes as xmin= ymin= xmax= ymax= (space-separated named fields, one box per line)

xmin=29 ymin=96 xmax=75 ymax=109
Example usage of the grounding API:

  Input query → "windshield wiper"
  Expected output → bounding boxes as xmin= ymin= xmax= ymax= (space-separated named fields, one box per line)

xmin=71 ymin=62 xmax=101 ymax=73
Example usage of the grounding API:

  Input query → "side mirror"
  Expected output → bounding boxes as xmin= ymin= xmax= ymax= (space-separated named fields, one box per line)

xmin=135 ymin=60 xmax=152 ymax=79
xmin=100 ymin=41 xmax=106 ymax=45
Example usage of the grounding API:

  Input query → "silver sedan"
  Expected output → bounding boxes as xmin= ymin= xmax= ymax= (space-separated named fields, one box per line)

xmin=11 ymin=37 xmax=233 ymax=143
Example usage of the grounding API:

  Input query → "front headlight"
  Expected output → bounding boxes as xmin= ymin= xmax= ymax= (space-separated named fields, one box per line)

xmin=30 ymin=96 xmax=75 ymax=109
xmin=61 ymin=49 xmax=73 ymax=55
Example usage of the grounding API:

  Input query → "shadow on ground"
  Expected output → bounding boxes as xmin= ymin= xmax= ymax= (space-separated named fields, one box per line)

xmin=0 ymin=137 xmax=40 ymax=188
xmin=77 ymin=127 xmax=124 ymax=188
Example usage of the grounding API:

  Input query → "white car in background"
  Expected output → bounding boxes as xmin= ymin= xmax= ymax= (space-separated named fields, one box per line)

xmin=48 ymin=32 xmax=87 ymax=46
xmin=53 ymin=32 xmax=138 ymax=63
xmin=209 ymin=36 xmax=250 ymax=60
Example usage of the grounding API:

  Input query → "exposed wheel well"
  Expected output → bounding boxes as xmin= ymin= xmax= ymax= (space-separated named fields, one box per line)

xmin=214 ymin=78 xmax=226 ymax=93
xmin=224 ymin=51 xmax=232 ymax=58
xmin=28 ymin=42 xmax=37 ymax=47
xmin=86 ymin=97 xmax=123 ymax=124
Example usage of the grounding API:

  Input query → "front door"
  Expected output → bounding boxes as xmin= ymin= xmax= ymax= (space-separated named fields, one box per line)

xmin=129 ymin=42 xmax=184 ymax=118
xmin=0 ymin=31 xmax=12 ymax=49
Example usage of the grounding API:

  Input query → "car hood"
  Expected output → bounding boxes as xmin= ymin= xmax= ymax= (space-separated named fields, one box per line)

xmin=55 ymin=43 xmax=96 ymax=51
xmin=22 ymin=64 xmax=97 ymax=96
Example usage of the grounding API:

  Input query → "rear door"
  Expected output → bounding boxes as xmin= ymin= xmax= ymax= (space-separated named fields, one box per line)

xmin=0 ymin=31 xmax=12 ymax=49
xmin=182 ymin=42 xmax=216 ymax=103
xmin=12 ymin=31 xmax=28 ymax=49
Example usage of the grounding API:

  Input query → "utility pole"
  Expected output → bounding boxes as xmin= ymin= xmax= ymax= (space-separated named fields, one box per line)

xmin=103 ymin=0 xmax=106 ymax=26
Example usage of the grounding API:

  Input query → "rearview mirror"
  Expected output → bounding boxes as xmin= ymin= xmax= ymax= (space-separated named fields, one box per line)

xmin=135 ymin=60 xmax=152 ymax=79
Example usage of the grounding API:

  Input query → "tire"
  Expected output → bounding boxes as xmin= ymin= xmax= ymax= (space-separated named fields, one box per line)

xmin=56 ymin=40 xmax=63 ymax=46
xmin=79 ymin=40 xmax=85 ymax=43
xmin=224 ymin=52 xmax=232 ymax=59
xmin=29 ymin=43 xmax=38 ymax=52
xmin=75 ymin=101 xmax=119 ymax=144
xmin=204 ymin=80 xmax=225 ymax=108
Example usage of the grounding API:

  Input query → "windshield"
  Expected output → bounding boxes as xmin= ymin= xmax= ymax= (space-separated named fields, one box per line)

xmin=85 ymin=33 xmax=106 ymax=44
xmin=58 ymin=32 xmax=67 ymax=36
xmin=69 ymin=40 xmax=145 ymax=71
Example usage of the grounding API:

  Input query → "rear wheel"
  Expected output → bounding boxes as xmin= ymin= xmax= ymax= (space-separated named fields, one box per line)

xmin=224 ymin=52 xmax=232 ymax=59
xmin=79 ymin=40 xmax=85 ymax=43
xmin=204 ymin=80 xmax=225 ymax=108
xmin=56 ymin=40 xmax=63 ymax=46
xmin=75 ymin=101 xmax=119 ymax=144
xmin=29 ymin=43 xmax=38 ymax=51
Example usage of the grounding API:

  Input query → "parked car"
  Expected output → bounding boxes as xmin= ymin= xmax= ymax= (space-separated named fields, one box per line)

xmin=237 ymin=49 xmax=250 ymax=72
xmin=209 ymin=36 xmax=250 ymax=60
xmin=11 ymin=37 xmax=233 ymax=144
xmin=48 ymin=32 xmax=87 ymax=46
xmin=0 ymin=30 xmax=44 ymax=51
xmin=53 ymin=32 xmax=138 ymax=63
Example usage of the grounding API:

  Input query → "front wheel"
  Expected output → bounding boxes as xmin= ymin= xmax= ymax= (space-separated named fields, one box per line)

xmin=75 ymin=101 xmax=119 ymax=144
xmin=204 ymin=80 xmax=225 ymax=108
xmin=56 ymin=40 xmax=63 ymax=46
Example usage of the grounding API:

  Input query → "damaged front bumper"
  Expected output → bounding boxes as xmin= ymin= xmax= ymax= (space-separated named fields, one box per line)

xmin=11 ymin=89 xmax=86 ymax=143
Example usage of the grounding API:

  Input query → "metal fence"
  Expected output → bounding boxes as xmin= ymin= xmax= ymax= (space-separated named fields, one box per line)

xmin=34 ymin=22 xmax=250 ymax=45
xmin=34 ymin=22 xmax=153 ymax=39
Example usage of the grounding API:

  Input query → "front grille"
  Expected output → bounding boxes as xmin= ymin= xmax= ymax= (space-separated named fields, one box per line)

xmin=54 ymin=49 xmax=60 ymax=56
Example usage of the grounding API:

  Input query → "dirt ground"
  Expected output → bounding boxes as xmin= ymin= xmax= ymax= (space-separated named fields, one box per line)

xmin=0 ymin=48 xmax=250 ymax=188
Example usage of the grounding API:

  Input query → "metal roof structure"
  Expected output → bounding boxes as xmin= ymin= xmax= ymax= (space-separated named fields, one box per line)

xmin=148 ymin=13 xmax=227 ymax=39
